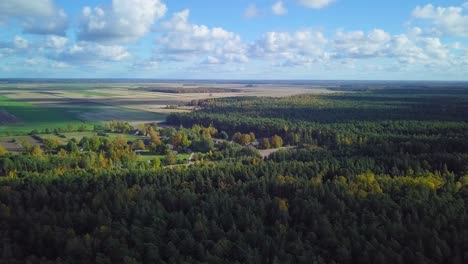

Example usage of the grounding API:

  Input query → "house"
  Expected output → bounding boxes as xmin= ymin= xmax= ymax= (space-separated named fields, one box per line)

xmin=246 ymin=141 xmax=260 ymax=148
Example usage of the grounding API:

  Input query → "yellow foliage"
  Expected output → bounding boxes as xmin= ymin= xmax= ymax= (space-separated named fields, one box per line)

xmin=379 ymin=172 xmax=445 ymax=191
xmin=0 ymin=143 xmax=7 ymax=156
xmin=7 ymin=170 xmax=17 ymax=178
xmin=350 ymin=172 xmax=382 ymax=197
xmin=98 ymin=151 xmax=108 ymax=168
xmin=336 ymin=176 xmax=347 ymax=185
xmin=57 ymin=149 xmax=68 ymax=157
xmin=309 ymin=176 xmax=322 ymax=186
xmin=460 ymin=175 xmax=468 ymax=186
xmin=278 ymin=198 xmax=288 ymax=212
xmin=276 ymin=175 xmax=298 ymax=184
xmin=30 ymin=145 xmax=44 ymax=157
xmin=53 ymin=167 xmax=66 ymax=176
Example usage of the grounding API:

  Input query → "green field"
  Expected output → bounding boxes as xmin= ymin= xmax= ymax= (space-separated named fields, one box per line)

xmin=0 ymin=95 xmax=97 ymax=136
xmin=0 ymin=95 xmax=166 ymax=136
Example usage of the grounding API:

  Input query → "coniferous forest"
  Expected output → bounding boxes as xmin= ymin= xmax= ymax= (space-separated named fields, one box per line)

xmin=1 ymin=86 xmax=468 ymax=263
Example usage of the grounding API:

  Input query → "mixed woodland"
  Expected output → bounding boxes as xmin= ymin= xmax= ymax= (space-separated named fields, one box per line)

xmin=1 ymin=86 xmax=468 ymax=263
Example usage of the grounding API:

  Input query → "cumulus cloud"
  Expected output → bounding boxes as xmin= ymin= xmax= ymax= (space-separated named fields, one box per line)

xmin=332 ymin=29 xmax=453 ymax=67
xmin=389 ymin=35 xmax=427 ymax=64
xmin=157 ymin=9 xmax=248 ymax=64
xmin=79 ymin=0 xmax=167 ymax=43
xmin=249 ymin=30 xmax=328 ymax=66
xmin=45 ymin=36 xmax=68 ymax=50
xmin=298 ymin=0 xmax=335 ymax=9
xmin=246 ymin=26 xmax=459 ymax=69
xmin=50 ymin=42 xmax=130 ymax=64
xmin=333 ymin=29 xmax=391 ymax=58
xmin=411 ymin=3 xmax=468 ymax=37
xmin=0 ymin=0 xmax=68 ymax=35
xmin=272 ymin=1 xmax=288 ymax=16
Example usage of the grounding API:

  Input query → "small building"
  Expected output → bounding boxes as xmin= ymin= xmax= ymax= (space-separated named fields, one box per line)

xmin=245 ymin=141 xmax=260 ymax=148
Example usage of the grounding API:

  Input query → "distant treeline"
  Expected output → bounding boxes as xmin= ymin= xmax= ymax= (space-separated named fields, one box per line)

xmin=143 ymin=87 xmax=243 ymax=94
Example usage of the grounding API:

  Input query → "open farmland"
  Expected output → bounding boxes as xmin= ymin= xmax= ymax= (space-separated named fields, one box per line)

xmin=0 ymin=80 xmax=334 ymax=136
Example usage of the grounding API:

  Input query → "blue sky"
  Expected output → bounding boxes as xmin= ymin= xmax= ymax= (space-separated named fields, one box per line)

xmin=0 ymin=0 xmax=467 ymax=80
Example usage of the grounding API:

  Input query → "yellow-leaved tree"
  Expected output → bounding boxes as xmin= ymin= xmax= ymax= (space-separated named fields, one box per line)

xmin=0 ymin=143 xmax=7 ymax=156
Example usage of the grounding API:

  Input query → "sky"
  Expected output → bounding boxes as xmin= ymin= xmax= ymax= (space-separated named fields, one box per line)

xmin=0 ymin=0 xmax=467 ymax=80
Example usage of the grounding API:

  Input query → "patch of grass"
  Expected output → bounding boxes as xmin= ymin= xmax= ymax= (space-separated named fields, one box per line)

xmin=57 ymin=132 xmax=99 ymax=141
xmin=137 ymin=152 xmax=191 ymax=163
xmin=105 ymin=133 xmax=145 ymax=141
xmin=38 ymin=134 xmax=67 ymax=144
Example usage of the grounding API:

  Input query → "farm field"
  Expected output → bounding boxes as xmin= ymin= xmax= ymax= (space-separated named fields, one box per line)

xmin=0 ymin=95 xmax=98 ymax=136
xmin=0 ymin=135 xmax=41 ymax=152
xmin=0 ymin=81 xmax=333 ymax=136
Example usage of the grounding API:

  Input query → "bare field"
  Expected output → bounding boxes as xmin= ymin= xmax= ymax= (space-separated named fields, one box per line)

xmin=0 ymin=136 xmax=42 ymax=152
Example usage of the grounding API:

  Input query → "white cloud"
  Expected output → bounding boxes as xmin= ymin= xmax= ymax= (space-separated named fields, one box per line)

xmin=50 ymin=42 xmax=130 ymax=64
xmin=79 ymin=0 xmax=167 ymax=43
xmin=157 ymin=9 xmax=248 ymax=64
xmin=13 ymin=36 xmax=29 ymax=49
xmin=46 ymin=36 xmax=68 ymax=50
xmin=244 ymin=4 xmax=260 ymax=18
xmin=0 ymin=0 xmax=68 ymax=35
xmin=249 ymin=30 xmax=328 ymax=66
xmin=272 ymin=1 xmax=288 ymax=16
xmin=246 ymin=27 xmax=460 ymax=70
xmin=203 ymin=53 xmax=249 ymax=64
xmin=332 ymin=29 xmax=454 ymax=67
xmin=412 ymin=3 xmax=468 ymax=37
xmin=333 ymin=29 xmax=391 ymax=58
xmin=298 ymin=0 xmax=335 ymax=9
xmin=418 ymin=37 xmax=450 ymax=60
xmin=389 ymin=34 xmax=427 ymax=64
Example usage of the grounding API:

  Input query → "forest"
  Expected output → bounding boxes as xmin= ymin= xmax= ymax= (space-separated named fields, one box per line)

xmin=1 ymin=86 xmax=468 ymax=263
